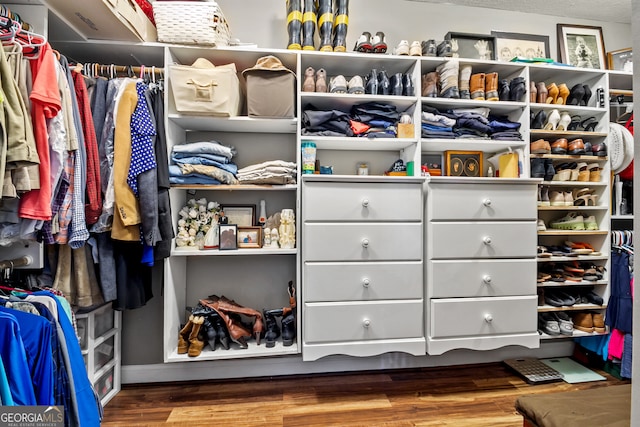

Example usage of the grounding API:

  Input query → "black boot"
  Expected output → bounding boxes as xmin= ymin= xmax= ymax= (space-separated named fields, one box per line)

xmin=365 ymin=69 xmax=378 ymax=95
xmin=213 ymin=316 xmax=230 ymax=350
xmin=317 ymin=0 xmax=333 ymax=52
xmin=498 ymin=79 xmax=510 ymax=101
xmin=286 ymin=0 xmax=302 ymax=50
xmin=390 ymin=73 xmax=403 ymax=96
xmin=332 ymin=0 xmax=349 ymax=52
xmin=202 ymin=317 xmax=218 ymax=351
xmin=378 ymin=70 xmax=390 ymax=95
xmin=302 ymin=0 xmax=316 ymax=50
xmin=281 ymin=312 xmax=296 ymax=347
xmin=263 ymin=309 xmax=282 ymax=348
xmin=402 ymin=73 xmax=414 ymax=96
xmin=509 ymin=77 xmax=526 ymax=102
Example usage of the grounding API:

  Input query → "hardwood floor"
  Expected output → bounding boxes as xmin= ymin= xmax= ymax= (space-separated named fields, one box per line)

xmin=102 ymin=361 xmax=629 ymax=426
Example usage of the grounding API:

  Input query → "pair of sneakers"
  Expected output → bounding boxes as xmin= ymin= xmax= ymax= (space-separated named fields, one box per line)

xmin=394 ymin=40 xmax=422 ymax=56
xmin=328 ymin=75 xmax=364 ymax=94
xmin=353 ymin=31 xmax=387 ymax=53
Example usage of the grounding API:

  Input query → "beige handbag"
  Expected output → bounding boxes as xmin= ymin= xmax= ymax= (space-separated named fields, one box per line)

xmin=169 ymin=58 xmax=242 ymax=116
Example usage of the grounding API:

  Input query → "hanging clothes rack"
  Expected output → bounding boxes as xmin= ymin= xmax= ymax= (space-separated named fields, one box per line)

xmin=72 ymin=62 xmax=164 ymax=80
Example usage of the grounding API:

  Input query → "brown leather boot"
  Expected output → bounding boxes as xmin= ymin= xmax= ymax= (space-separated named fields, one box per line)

xmin=178 ymin=315 xmax=195 ymax=354
xmin=200 ymin=299 xmax=253 ymax=348
xmin=484 ymin=72 xmax=499 ymax=101
xmin=218 ymin=296 xmax=265 ymax=344
xmin=592 ymin=313 xmax=606 ymax=333
xmin=421 ymin=71 xmax=439 ymax=97
xmin=187 ymin=316 xmax=205 ymax=357
xmin=470 ymin=73 xmax=485 ymax=100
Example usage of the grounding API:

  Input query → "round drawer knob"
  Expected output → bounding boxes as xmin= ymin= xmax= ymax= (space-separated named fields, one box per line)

xmin=483 ymin=199 xmax=492 ymax=207
xmin=362 ymin=199 xmax=370 ymax=207
xmin=483 ymin=236 xmax=492 ymax=245
xmin=362 ymin=278 xmax=370 ymax=288
xmin=484 ymin=314 xmax=493 ymax=323
xmin=362 ymin=239 xmax=370 ymax=248
xmin=483 ymin=275 xmax=492 ymax=284
xmin=363 ymin=319 xmax=371 ymax=328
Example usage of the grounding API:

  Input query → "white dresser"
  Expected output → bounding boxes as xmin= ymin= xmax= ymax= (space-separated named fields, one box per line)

xmin=302 ymin=175 xmax=426 ymax=361
xmin=425 ymin=177 xmax=540 ymax=355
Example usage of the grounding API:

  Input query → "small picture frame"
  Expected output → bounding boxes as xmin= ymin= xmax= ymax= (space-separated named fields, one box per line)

xmin=237 ymin=226 xmax=262 ymax=248
xmin=219 ymin=224 xmax=238 ymax=250
xmin=444 ymin=150 xmax=483 ymax=177
xmin=444 ymin=32 xmax=496 ymax=60
xmin=607 ymin=48 xmax=633 ymax=72
xmin=220 ymin=204 xmax=256 ymax=227
xmin=557 ymin=24 xmax=607 ymax=69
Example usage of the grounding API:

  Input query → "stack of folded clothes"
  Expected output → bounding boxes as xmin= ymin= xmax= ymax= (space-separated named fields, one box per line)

xmin=488 ymin=115 xmax=523 ymax=140
xmin=449 ymin=107 xmax=492 ymax=139
xmin=237 ymin=160 xmax=297 ymax=185
xmin=421 ymin=108 xmax=456 ymax=139
xmin=350 ymin=102 xmax=399 ymax=138
xmin=170 ymin=141 xmax=238 ymax=185
xmin=301 ymin=102 xmax=400 ymax=138
xmin=420 ymin=106 xmax=523 ymax=141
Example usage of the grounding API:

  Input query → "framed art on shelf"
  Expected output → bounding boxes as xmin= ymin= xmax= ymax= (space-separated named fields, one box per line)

xmin=219 ymin=224 xmax=238 ymax=250
xmin=220 ymin=204 xmax=256 ymax=227
xmin=237 ymin=226 xmax=262 ymax=248
xmin=444 ymin=150 xmax=483 ymax=177
xmin=557 ymin=24 xmax=607 ymax=69
xmin=607 ymin=48 xmax=633 ymax=72
xmin=491 ymin=31 xmax=550 ymax=61
xmin=444 ymin=32 xmax=496 ymax=60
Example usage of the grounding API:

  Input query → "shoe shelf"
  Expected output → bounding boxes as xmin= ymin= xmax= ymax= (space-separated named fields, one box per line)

xmin=537 ymin=303 xmax=607 ymax=312
xmin=529 ymin=131 xmax=609 ymax=140
xmin=420 ymin=97 xmax=526 ymax=115
xmin=168 ymin=115 xmax=298 ymax=134
xmin=170 ymin=184 xmax=298 ymax=191
xmin=538 ymin=206 xmax=608 ymax=211
xmin=301 ymin=49 xmax=418 ymax=76
xmin=171 ymin=247 xmax=298 ymax=257
xmin=305 ymin=136 xmax=417 ymax=151
xmin=165 ymin=340 xmax=299 ymax=363
xmin=541 ymin=181 xmax=608 ymax=187
xmin=539 ymin=329 xmax=609 ymax=340
xmin=537 ymin=280 xmax=608 ymax=287
xmin=301 ymin=92 xmax=418 ymax=111
xmin=529 ymin=104 xmax=607 ymax=114
xmin=421 ymin=138 xmax=526 ymax=154
xmin=537 ymin=255 xmax=609 ymax=262
xmin=538 ymin=230 xmax=608 ymax=236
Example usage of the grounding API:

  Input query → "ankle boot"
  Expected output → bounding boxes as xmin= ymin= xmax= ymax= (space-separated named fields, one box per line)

xmin=509 ymin=77 xmax=526 ymax=102
xmin=566 ymin=83 xmax=585 ymax=106
xmin=332 ymin=0 xmax=349 ymax=52
xmin=315 ymin=68 xmax=327 ymax=92
xmin=436 ymin=60 xmax=459 ymax=98
xmin=281 ymin=312 xmax=296 ymax=346
xmin=178 ymin=315 xmax=195 ymax=354
xmin=581 ymin=84 xmax=592 ymax=106
xmin=202 ymin=317 xmax=218 ymax=351
xmin=188 ymin=316 xmax=205 ymax=357
xmin=498 ymin=79 xmax=510 ymax=101
xmin=421 ymin=71 xmax=439 ymax=97
xmin=484 ymin=72 xmax=499 ymax=101
xmin=263 ymin=309 xmax=282 ymax=348
xmin=365 ymin=69 xmax=378 ymax=95
xmin=470 ymin=73 xmax=485 ymax=100
xmin=536 ymin=82 xmax=548 ymax=104
xmin=285 ymin=0 xmax=302 ymax=50
xmin=302 ymin=66 xmax=315 ymax=92
xmin=390 ymin=73 xmax=403 ymax=96
xmin=458 ymin=64 xmax=472 ymax=99
xmin=214 ymin=317 xmax=230 ymax=350
xmin=530 ymin=81 xmax=537 ymax=103
xmin=316 ymin=0 xmax=333 ymax=52
xmin=302 ymin=0 xmax=317 ymax=50
xmin=378 ymin=70 xmax=390 ymax=95
xmin=402 ymin=73 xmax=414 ymax=96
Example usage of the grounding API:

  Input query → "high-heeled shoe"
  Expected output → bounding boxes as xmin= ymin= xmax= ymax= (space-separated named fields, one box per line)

xmin=556 ymin=83 xmax=570 ymax=105
xmin=545 ymin=82 xmax=559 ymax=103
xmin=567 ymin=114 xmax=582 ymax=131
xmin=531 ymin=109 xmax=547 ymax=129
xmin=565 ymin=83 xmax=585 ymax=105
xmin=581 ymin=84 xmax=592 ymax=106
xmin=572 ymin=188 xmax=598 ymax=206
xmin=580 ymin=116 xmax=598 ymax=132
xmin=365 ymin=69 xmax=378 ymax=94
xmin=588 ymin=163 xmax=601 ymax=181
xmin=536 ymin=82 xmax=547 ymax=104
xmin=543 ymin=109 xmax=561 ymax=130
xmin=557 ymin=111 xmax=571 ymax=131
xmin=530 ymin=81 xmax=537 ymax=103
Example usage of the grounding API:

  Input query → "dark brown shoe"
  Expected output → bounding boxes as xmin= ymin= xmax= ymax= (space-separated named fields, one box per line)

xmin=567 ymin=138 xmax=586 ymax=155
xmin=551 ymin=138 xmax=568 ymax=154
xmin=421 ymin=71 xmax=439 ymax=97
xmin=572 ymin=312 xmax=594 ymax=332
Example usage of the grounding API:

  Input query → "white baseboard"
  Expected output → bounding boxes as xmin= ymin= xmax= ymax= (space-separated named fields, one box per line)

xmin=122 ymin=341 xmax=574 ymax=384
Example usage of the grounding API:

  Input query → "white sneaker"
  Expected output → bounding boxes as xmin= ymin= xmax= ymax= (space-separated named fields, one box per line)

xmin=347 ymin=75 xmax=364 ymax=94
xmin=409 ymin=41 xmax=422 ymax=56
xmin=394 ymin=40 xmax=409 ymax=56
xmin=329 ymin=75 xmax=347 ymax=93
xmin=537 ymin=219 xmax=547 ymax=231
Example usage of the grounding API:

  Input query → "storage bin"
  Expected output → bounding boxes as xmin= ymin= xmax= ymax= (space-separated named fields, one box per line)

xmin=95 ymin=336 xmax=115 ymax=372
xmin=242 ymin=56 xmax=295 ymax=118
xmin=169 ymin=59 xmax=242 ymax=117
xmin=153 ymin=1 xmax=231 ymax=46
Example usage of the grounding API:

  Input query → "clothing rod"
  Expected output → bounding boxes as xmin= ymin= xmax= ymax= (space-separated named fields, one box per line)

xmin=74 ymin=63 xmax=164 ymax=76
xmin=0 ymin=255 xmax=32 ymax=270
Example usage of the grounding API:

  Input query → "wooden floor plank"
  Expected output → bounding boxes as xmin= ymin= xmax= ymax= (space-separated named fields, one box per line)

xmin=102 ymin=362 xmax=629 ymax=426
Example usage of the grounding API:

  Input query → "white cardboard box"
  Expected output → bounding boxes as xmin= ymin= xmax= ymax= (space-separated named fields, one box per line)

xmin=43 ymin=0 xmax=157 ymax=42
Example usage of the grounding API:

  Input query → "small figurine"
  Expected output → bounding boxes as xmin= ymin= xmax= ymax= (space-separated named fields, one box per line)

xmin=263 ymin=226 xmax=271 ymax=247
xmin=278 ymin=209 xmax=296 ymax=249
xmin=219 ymin=211 xmax=228 ymax=224
xmin=270 ymin=228 xmax=280 ymax=248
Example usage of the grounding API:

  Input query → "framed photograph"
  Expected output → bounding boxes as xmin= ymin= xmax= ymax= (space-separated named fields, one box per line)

xmin=491 ymin=31 xmax=550 ymax=61
xmin=237 ymin=226 xmax=262 ymax=248
xmin=607 ymin=48 xmax=633 ymax=72
xmin=219 ymin=224 xmax=238 ymax=250
xmin=444 ymin=32 xmax=496 ymax=60
xmin=444 ymin=150 xmax=483 ymax=177
xmin=557 ymin=24 xmax=607 ymax=69
xmin=220 ymin=204 xmax=255 ymax=227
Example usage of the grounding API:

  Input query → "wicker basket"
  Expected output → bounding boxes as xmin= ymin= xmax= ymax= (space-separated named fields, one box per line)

xmin=153 ymin=1 xmax=231 ymax=46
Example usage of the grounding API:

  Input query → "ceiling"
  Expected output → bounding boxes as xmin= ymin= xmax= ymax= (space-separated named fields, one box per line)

xmin=406 ymin=0 xmax=632 ymax=24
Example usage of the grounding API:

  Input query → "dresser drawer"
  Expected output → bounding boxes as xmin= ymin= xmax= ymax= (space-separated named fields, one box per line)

xmin=304 ymin=261 xmax=423 ymax=302
xmin=429 ymin=221 xmax=536 ymax=259
xmin=303 ymin=182 xmax=422 ymax=221
xmin=428 ymin=183 xmax=537 ymax=221
xmin=429 ymin=259 xmax=536 ymax=298
xmin=304 ymin=301 xmax=423 ymax=343
xmin=430 ymin=296 xmax=537 ymax=338
xmin=304 ymin=223 xmax=422 ymax=261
